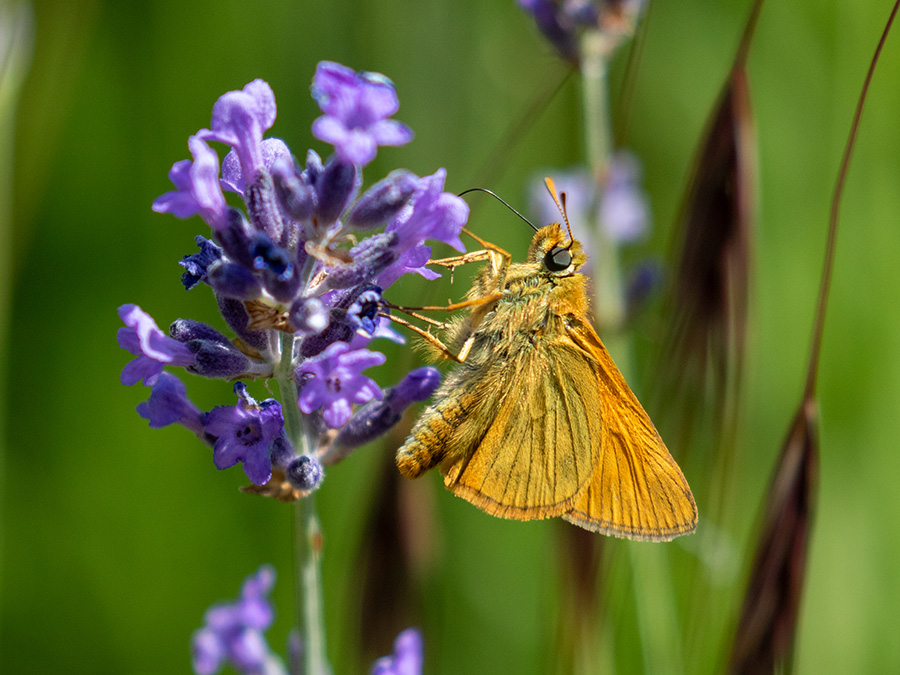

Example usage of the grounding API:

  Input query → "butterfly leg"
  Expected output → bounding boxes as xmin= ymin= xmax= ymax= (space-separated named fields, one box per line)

xmin=378 ymin=312 xmax=465 ymax=362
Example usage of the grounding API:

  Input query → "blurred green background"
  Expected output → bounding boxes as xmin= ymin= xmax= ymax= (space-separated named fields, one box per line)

xmin=3 ymin=0 xmax=900 ymax=673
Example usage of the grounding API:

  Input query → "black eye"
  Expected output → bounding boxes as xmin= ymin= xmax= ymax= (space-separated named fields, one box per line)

xmin=545 ymin=246 xmax=571 ymax=272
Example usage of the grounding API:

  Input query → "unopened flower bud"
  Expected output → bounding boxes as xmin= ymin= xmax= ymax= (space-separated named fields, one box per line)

xmin=286 ymin=455 xmax=324 ymax=491
xmin=208 ymin=261 xmax=263 ymax=300
xmin=315 ymin=156 xmax=359 ymax=226
xmin=346 ymin=170 xmax=418 ymax=229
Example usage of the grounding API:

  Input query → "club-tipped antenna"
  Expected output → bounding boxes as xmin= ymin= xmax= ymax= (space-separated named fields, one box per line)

xmin=544 ymin=177 xmax=574 ymax=243
xmin=457 ymin=187 xmax=539 ymax=232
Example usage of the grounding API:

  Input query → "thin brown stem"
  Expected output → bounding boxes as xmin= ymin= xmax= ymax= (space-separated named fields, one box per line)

xmin=472 ymin=69 xmax=574 ymax=190
xmin=734 ymin=0 xmax=766 ymax=70
xmin=804 ymin=0 xmax=900 ymax=400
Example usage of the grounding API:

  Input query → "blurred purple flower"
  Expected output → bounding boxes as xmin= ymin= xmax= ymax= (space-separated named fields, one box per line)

xmin=311 ymin=61 xmax=413 ymax=167
xmin=529 ymin=167 xmax=595 ymax=235
xmin=601 ymin=151 xmax=649 ymax=242
xmin=117 ymin=304 xmax=195 ymax=386
xmin=297 ymin=341 xmax=385 ymax=428
xmin=529 ymin=153 xmax=649 ymax=249
xmin=204 ymin=383 xmax=285 ymax=485
xmin=371 ymin=628 xmax=424 ymax=675
xmin=518 ymin=0 xmax=647 ymax=62
xmin=191 ymin=565 xmax=282 ymax=675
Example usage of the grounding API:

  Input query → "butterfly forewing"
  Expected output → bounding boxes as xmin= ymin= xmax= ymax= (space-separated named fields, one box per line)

xmin=562 ymin=318 xmax=698 ymax=541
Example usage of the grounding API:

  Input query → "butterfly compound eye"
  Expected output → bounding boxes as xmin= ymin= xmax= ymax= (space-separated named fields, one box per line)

xmin=545 ymin=246 xmax=572 ymax=272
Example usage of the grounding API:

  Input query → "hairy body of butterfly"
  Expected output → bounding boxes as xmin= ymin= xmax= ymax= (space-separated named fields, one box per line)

xmin=396 ymin=222 xmax=698 ymax=541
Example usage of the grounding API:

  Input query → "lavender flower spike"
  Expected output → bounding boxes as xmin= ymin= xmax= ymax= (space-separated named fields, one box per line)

xmin=152 ymin=136 xmax=229 ymax=230
xmin=197 ymin=79 xmax=277 ymax=182
xmin=371 ymin=628 xmax=424 ymax=675
xmin=297 ymin=341 xmax=385 ymax=428
xmin=311 ymin=61 xmax=413 ymax=167
xmin=192 ymin=565 xmax=285 ymax=675
xmin=118 ymin=304 xmax=195 ymax=386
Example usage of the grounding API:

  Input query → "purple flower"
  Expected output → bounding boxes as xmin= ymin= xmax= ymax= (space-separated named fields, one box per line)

xmin=331 ymin=367 xmax=441 ymax=455
xmin=197 ymin=79 xmax=277 ymax=183
xmin=117 ymin=304 xmax=195 ymax=386
xmin=518 ymin=0 xmax=646 ymax=61
xmin=311 ymin=61 xmax=414 ymax=167
xmin=529 ymin=155 xmax=649 ymax=250
xmin=600 ymin=151 xmax=649 ymax=243
xmin=319 ymin=232 xmax=398 ymax=293
xmin=377 ymin=243 xmax=440 ymax=290
xmin=347 ymin=170 xmax=419 ymax=229
xmin=346 ymin=285 xmax=384 ymax=335
xmin=385 ymin=169 xmax=468 ymax=254
xmin=152 ymin=136 xmax=229 ymax=230
xmin=204 ymin=383 xmax=285 ymax=485
xmin=371 ymin=628 xmax=424 ymax=675
xmin=180 ymin=236 xmax=223 ymax=290
xmin=529 ymin=167 xmax=595 ymax=233
xmin=191 ymin=565 xmax=282 ymax=675
xmin=297 ymin=342 xmax=385 ymax=428
xmin=136 ymin=372 xmax=205 ymax=434
xmin=518 ymin=0 xmax=579 ymax=62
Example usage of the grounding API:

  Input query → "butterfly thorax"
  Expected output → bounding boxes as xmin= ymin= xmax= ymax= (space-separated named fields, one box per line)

xmin=443 ymin=223 xmax=589 ymax=356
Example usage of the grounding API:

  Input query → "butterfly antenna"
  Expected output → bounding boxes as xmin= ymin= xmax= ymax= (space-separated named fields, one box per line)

xmin=544 ymin=177 xmax=575 ymax=243
xmin=458 ymin=187 xmax=539 ymax=232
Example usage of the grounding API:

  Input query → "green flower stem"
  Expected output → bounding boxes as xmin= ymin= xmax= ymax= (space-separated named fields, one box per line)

xmin=276 ymin=331 xmax=331 ymax=675
xmin=579 ymin=29 xmax=683 ymax=675
xmin=579 ymin=31 xmax=626 ymax=344
xmin=294 ymin=494 xmax=330 ymax=675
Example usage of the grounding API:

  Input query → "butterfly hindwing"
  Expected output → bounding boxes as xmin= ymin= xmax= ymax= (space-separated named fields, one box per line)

xmin=441 ymin=335 xmax=602 ymax=520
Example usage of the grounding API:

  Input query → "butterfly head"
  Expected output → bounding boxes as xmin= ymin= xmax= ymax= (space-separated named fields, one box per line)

xmin=528 ymin=223 xmax=586 ymax=277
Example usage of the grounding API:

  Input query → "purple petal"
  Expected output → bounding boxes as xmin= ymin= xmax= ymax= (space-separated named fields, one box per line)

xmin=376 ymin=244 xmax=440 ymax=289
xmin=322 ymin=398 xmax=352 ymax=428
xmin=368 ymin=119 xmax=414 ymax=146
xmin=393 ymin=628 xmax=424 ymax=675
xmin=230 ymin=629 xmax=269 ymax=672
xmin=192 ymin=627 xmax=225 ymax=675
xmin=152 ymin=137 xmax=228 ymax=230
xmin=120 ymin=356 xmax=164 ymax=387
xmin=198 ymin=79 xmax=277 ymax=180
xmin=117 ymin=305 xmax=194 ymax=386
xmin=136 ymin=372 xmax=203 ymax=431
xmin=241 ymin=449 xmax=274 ymax=486
xmin=221 ymin=137 xmax=292 ymax=197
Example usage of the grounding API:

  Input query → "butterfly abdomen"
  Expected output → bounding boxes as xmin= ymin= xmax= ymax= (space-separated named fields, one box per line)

xmin=397 ymin=378 xmax=484 ymax=478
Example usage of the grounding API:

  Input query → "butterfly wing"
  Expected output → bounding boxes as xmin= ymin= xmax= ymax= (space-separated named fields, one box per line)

xmin=398 ymin=331 xmax=603 ymax=521
xmin=562 ymin=318 xmax=698 ymax=541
